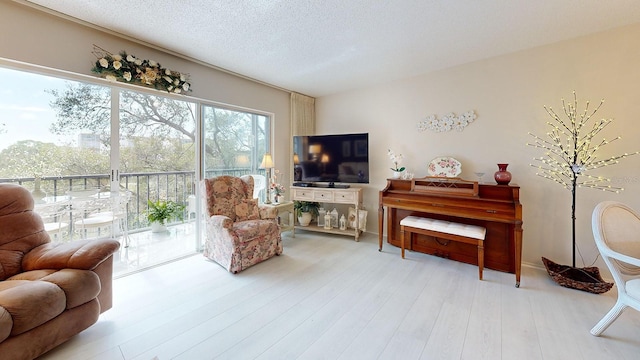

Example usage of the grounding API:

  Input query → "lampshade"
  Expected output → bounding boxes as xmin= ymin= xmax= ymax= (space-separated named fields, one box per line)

xmin=260 ymin=153 xmax=274 ymax=169
xmin=309 ymin=144 xmax=321 ymax=154
xmin=321 ymin=154 xmax=329 ymax=163
xmin=293 ymin=153 xmax=300 ymax=164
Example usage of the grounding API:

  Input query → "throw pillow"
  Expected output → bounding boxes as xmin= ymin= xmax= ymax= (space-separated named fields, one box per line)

xmin=235 ymin=199 xmax=260 ymax=221
xmin=211 ymin=198 xmax=236 ymax=221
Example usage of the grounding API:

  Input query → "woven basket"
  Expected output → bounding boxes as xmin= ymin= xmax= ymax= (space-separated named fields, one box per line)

xmin=542 ymin=257 xmax=613 ymax=294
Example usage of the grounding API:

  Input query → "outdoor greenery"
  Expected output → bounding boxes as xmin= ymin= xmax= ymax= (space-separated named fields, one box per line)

xmin=0 ymin=80 xmax=268 ymax=180
xmin=146 ymin=199 xmax=186 ymax=225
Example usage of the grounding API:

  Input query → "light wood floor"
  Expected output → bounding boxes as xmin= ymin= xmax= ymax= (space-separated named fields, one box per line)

xmin=40 ymin=231 xmax=640 ymax=360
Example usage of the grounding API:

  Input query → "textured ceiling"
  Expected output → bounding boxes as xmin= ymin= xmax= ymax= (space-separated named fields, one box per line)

xmin=22 ymin=0 xmax=640 ymax=97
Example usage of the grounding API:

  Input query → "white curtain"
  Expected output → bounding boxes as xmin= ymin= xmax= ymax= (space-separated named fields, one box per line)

xmin=290 ymin=92 xmax=315 ymax=187
xmin=290 ymin=92 xmax=315 ymax=136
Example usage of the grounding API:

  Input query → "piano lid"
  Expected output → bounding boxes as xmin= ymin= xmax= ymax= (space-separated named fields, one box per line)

xmin=410 ymin=177 xmax=479 ymax=197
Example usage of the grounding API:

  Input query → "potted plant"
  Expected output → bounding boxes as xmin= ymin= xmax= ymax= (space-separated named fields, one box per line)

xmin=387 ymin=149 xmax=405 ymax=178
xmin=294 ymin=201 xmax=320 ymax=226
xmin=146 ymin=199 xmax=186 ymax=232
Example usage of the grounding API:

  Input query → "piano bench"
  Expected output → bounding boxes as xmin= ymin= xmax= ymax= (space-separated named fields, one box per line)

xmin=399 ymin=216 xmax=487 ymax=280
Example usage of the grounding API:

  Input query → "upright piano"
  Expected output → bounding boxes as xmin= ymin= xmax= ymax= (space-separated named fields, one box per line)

xmin=378 ymin=177 xmax=523 ymax=287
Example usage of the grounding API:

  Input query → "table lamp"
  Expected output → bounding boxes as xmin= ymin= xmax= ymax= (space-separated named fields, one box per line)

xmin=260 ymin=153 xmax=274 ymax=204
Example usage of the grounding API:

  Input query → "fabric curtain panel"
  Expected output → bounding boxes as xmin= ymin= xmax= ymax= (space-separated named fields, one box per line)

xmin=290 ymin=92 xmax=315 ymax=136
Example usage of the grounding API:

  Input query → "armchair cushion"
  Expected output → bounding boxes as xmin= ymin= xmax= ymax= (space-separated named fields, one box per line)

xmin=234 ymin=219 xmax=279 ymax=242
xmin=236 ymin=199 xmax=260 ymax=221
xmin=0 ymin=280 xmax=65 ymax=337
xmin=0 ymin=211 xmax=50 ymax=281
xmin=22 ymin=239 xmax=121 ymax=272
xmin=210 ymin=198 xmax=236 ymax=222
xmin=8 ymin=269 xmax=101 ymax=310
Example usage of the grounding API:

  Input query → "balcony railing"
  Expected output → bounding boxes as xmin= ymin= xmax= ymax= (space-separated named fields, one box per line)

xmin=0 ymin=168 xmax=262 ymax=232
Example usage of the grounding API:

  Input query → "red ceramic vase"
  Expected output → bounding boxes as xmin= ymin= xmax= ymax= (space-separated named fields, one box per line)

xmin=494 ymin=163 xmax=512 ymax=185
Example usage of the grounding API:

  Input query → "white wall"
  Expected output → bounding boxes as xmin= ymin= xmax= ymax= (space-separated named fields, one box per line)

xmin=3 ymin=2 xmax=640 ymax=272
xmin=0 ymin=1 xmax=292 ymax=185
xmin=316 ymin=22 xmax=640 ymax=270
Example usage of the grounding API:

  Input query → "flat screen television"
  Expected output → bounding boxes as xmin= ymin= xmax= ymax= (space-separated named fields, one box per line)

xmin=293 ymin=133 xmax=369 ymax=187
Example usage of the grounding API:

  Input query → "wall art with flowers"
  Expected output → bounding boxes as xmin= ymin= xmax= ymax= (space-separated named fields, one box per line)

xmin=417 ymin=110 xmax=477 ymax=133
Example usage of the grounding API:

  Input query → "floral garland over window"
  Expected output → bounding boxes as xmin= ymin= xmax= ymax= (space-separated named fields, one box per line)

xmin=91 ymin=45 xmax=191 ymax=94
xmin=417 ymin=110 xmax=477 ymax=133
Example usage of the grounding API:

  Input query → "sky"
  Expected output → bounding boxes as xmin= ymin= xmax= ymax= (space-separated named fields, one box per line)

xmin=0 ymin=67 xmax=77 ymax=150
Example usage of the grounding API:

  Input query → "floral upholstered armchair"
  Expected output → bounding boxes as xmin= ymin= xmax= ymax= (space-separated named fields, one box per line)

xmin=202 ymin=175 xmax=283 ymax=273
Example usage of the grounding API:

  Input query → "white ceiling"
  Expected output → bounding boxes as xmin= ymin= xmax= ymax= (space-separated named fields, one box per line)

xmin=24 ymin=0 xmax=640 ymax=97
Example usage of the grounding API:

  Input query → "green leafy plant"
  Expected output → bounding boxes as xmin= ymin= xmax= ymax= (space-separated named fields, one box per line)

xmin=146 ymin=199 xmax=186 ymax=225
xmin=293 ymin=201 xmax=320 ymax=218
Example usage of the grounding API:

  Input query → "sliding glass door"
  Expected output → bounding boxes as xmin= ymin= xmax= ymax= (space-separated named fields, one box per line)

xmin=0 ymin=67 xmax=111 ymax=197
xmin=118 ymin=90 xmax=198 ymax=268
xmin=0 ymin=64 xmax=273 ymax=276
xmin=202 ymin=104 xmax=270 ymax=186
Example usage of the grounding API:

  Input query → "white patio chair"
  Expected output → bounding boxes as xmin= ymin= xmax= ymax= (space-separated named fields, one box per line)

xmin=250 ymin=174 xmax=267 ymax=201
xmin=590 ymin=201 xmax=640 ymax=336
xmin=72 ymin=198 xmax=115 ymax=240
xmin=35 ymin=201 xmax=71 ymax=242
xmin=87 ymin=191 xmax=132 ymax=246
xmin=70 ymin=190 xmax=130 ymax=243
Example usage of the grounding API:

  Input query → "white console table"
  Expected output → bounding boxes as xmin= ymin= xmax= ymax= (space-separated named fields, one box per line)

xmin=290 ymin=186 xmax=363 ymax=241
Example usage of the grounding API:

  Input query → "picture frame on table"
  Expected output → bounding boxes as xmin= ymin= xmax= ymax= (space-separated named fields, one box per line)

xmin=347 ymin=207 xmax=367 ymax=231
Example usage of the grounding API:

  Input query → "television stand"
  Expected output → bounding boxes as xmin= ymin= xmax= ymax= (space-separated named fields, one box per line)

xmin=327 ymin=182 xmax=350 ymax=189
xmin=292 ymin=182 xmax=313 ymax=187
xmin=291 ymin=185 xmax=363 ymax=241
xmin=291 ymin=182 xmax=350 ymax=188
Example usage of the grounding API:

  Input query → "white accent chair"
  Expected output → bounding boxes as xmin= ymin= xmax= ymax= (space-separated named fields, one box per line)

xmin=590 ymin=201 xmax=640 ymax=336
xmin=250 ymin=174 xmax=267 ymax=201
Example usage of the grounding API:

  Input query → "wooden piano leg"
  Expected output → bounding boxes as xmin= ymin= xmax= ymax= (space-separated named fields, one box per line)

xmin=378 ymin=203 xmax=384 ymax=251
xmin=515 ymin=224 xmax=523 ymax=288
xmin=478 ymin=241 xmax=484 ymax=280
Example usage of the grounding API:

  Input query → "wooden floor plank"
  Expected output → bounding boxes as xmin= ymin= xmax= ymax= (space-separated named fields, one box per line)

xmin=37 ymin=232 xmax=640 ymax=360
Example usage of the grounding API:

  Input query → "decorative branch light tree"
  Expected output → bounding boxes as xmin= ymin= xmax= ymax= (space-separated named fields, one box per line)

xmin=528 ymin=91 xmax=638 ymax=270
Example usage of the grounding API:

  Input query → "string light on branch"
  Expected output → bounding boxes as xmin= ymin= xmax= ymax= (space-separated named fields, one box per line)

xmin=527 ymin=91 xmax=638 ymax=267
xmin=527 ymin=92 xmax=637 ymax=193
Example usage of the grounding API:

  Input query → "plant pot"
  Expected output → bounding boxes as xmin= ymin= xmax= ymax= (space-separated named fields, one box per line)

xmin=150 ymin=221 xmax=167 ymax=233
xmin=298 ymin=212 xmax=312 ymax=226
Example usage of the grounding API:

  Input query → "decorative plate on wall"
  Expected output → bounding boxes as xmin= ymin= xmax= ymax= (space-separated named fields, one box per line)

xmin=427 ymin=157 xmax=462 ymax=177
